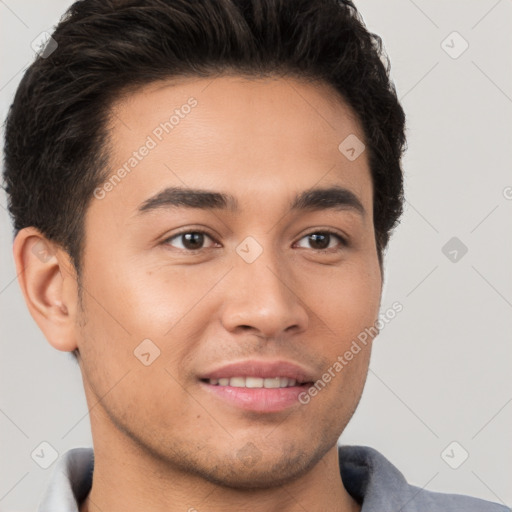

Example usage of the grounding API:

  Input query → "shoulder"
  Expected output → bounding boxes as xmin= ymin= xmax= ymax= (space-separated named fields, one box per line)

xmin=37 ymin=447 xmax=94 ymax=511
xmin=338 ymin=445 xmax=510 ymax=512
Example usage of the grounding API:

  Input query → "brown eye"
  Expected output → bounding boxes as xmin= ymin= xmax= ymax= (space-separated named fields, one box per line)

xmin=164 ymin=231 xmax=216 ymax=251
xmin=296 ymin=231 xmax=346 ymax=251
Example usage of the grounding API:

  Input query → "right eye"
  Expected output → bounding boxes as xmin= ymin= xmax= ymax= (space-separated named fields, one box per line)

xmin=162 ymin=230 xmax=219 ymax=252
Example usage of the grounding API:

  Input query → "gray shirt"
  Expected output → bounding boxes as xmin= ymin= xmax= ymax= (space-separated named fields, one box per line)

xmin=37 ymin=445 xmax=510 ymax=511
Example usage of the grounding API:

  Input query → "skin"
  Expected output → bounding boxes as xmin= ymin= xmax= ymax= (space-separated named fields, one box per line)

xmin=14 ymin=75 xmax=382 ymax=511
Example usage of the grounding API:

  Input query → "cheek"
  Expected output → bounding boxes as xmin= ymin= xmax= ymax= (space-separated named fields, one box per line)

xmin=75 ymin=277 xmax=196 ymax=428
xmin=76 ymin=258 xmax=219 ymax=390
xmin=80 ymin=253 xmax=190 ymax=336
xmin=295 ymin=260 xmax=381 ymax=340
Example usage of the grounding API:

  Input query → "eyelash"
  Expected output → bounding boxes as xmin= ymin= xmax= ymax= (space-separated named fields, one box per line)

xmin=162 ymin=228 xmax=348 ymax=253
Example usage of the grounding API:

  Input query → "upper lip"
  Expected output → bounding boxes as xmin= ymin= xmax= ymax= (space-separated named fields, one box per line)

xmin=198 ymin=360 xmax=316 ymax=383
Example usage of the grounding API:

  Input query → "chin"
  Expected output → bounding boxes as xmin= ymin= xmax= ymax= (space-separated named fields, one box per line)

xmin=188 ymin=446 xmax=324 ymax=490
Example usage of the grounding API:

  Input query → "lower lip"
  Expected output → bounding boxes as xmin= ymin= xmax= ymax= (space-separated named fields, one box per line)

xmin=199 ymin=381 xmax=310 ymax=413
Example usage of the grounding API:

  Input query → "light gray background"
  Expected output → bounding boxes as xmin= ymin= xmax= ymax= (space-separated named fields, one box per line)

xmin=1 ymin=1 xmax=511 ymax=510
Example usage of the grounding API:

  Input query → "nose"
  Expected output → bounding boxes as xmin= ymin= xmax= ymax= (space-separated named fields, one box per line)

xmin=220 ymin=246 xmax=309 ymax=340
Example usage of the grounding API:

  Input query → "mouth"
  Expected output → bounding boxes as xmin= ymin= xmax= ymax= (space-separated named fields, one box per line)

xmin=198 ymin=360 xmax=315 ymax=413
xmin=201 ymin=376 xmax=310 ymax=388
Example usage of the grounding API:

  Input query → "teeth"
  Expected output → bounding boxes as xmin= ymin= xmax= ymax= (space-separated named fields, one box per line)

xmin=230 ymin=377 xmax=246 ymax=387
xmin=207 ymin=377 xmax=300 ymax=388
xmin=246 ymin=377 xmax=264 ymax=388
xmin=264 ymin=377 xmax=281 ymax=388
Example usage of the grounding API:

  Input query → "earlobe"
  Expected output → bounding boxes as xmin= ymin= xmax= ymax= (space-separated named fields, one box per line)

xmin=12 ymin=227 xmax=80 ymax=352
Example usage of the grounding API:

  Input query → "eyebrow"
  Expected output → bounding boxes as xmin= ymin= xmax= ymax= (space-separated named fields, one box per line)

xmin=137 ymin=185 xmax=365 ymax=217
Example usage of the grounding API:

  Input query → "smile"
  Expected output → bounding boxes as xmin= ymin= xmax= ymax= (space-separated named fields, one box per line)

xmin=206 ymin=376 xmax=299 ymax=388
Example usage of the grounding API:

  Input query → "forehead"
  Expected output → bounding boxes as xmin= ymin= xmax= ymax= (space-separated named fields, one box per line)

xmin=95 ymin=75 xmax=372 ymax=221
xmin=110 ymin=74 xmax=365 ymax=147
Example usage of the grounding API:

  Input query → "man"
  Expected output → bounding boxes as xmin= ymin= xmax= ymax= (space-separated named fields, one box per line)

xmin=3 ymin=0 xmax=508 ymax=510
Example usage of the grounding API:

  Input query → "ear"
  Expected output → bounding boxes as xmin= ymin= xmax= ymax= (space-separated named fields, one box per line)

xmin=12 ymin=227 xmax=80 ymax=352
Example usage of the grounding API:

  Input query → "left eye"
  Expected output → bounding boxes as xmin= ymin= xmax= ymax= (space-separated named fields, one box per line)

xmin=295 ymin=231 xmax=346 ymax=251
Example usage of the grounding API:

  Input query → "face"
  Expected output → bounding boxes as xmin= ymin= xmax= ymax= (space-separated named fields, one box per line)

xmin=76 ymin=75 xmax=382 ymax=488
